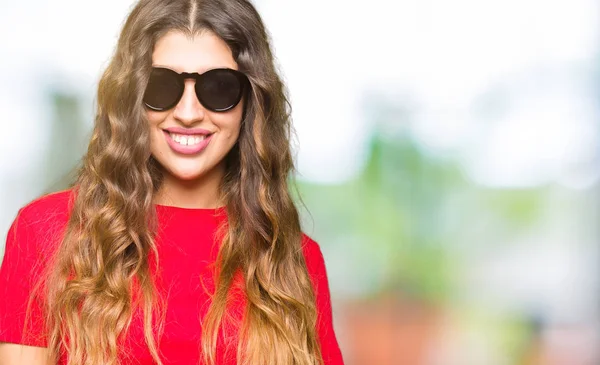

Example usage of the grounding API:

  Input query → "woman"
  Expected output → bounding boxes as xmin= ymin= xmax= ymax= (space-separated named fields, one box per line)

xmin=0 ymin=0 xmax=344 ymax=364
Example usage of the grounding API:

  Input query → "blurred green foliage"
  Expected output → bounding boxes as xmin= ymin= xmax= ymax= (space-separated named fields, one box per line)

xmin=296 ymin=128 xmax=546 ymax=303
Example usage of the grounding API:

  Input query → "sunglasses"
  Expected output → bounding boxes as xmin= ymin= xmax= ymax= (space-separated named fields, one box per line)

xmin=143 ymin=67 xmax=249 ymax=112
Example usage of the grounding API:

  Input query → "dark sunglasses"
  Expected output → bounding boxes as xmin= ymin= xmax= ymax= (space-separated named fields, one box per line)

xmin=143 ymin=67 xmax=249 ymax=112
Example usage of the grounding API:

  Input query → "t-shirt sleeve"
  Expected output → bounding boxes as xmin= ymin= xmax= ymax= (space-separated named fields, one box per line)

xmin=302 ymin=235 xmax=345 ymax=365
xmin=0 ymin=210 xmax=48 ymax=346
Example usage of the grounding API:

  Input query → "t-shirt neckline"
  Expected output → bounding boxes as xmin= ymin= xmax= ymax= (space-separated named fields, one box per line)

xmin=154 ymin=203 xmax=225 ymax=214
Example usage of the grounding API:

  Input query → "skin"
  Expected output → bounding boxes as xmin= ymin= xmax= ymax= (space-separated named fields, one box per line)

xmin=0 ymin=30 xmax=244 ymax=364
xmin=0 ymin=344 xmax=49 ymax=365
xmin=149 ymin=30 xmax=244 ymax=209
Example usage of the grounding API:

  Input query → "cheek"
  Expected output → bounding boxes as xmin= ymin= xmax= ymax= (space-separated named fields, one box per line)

xmin=146 ymin=110 xmax=165 ymax=127
xmin=146 ymin=111 xmax=168 ymax=154
xmin=213 ymin=111 xmax=243 ymax=140
xmin=226 ymin=120 xmax=242 ymax=141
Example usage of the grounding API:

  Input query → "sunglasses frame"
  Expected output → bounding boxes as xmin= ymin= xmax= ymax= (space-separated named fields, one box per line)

xmin=144 ymin=67 xmax=250 ymax=112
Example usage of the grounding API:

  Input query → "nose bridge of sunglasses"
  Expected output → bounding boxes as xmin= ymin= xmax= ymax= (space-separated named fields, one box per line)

xmin=180 ymin=71 xmax=201 ymax=81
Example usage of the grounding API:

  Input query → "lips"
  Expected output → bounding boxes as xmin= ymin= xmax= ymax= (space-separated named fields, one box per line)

xmin=163 ymin=129 xmax=213 ymax=155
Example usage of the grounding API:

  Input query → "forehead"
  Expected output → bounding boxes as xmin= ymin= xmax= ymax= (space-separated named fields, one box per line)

xmin=152 ymin=30 xmax=238 ymax=73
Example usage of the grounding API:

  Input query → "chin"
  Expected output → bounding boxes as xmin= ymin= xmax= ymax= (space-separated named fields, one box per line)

xmin=169 ymin=169 xmax=207 ymax=181
xmin=158 ymin=157 xmax=226 ymax=183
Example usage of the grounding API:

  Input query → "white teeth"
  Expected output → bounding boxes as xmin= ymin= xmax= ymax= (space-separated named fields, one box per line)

xmin=169 ymin=132 xmax=207 ymax=146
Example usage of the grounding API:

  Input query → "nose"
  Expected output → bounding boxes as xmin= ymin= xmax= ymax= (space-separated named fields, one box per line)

xmin=172 ymin=79 xmax=206 ymax=125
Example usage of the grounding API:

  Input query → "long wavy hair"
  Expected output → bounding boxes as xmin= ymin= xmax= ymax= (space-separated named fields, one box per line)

xmin=36 ymin=0 xmax=322 ymax=364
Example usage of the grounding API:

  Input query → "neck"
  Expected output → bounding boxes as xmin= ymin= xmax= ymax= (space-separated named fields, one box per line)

xmin=154 ymin=164 xmax=225 ymax=209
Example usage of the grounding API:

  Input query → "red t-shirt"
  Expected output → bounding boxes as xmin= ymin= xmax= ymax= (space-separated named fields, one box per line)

xmin=0 ymin=190 xmax=344 ymax=364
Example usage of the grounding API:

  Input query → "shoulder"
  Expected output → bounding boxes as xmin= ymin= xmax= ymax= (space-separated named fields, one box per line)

xmin=301 ymin=233 xmax=323 ymax=260
xmin=300 ymin=233 xmax=329 ymax=284
xmin=6 ymin=189 xmax=75 ymax=257
xmin=17 ymin=189 xmax=75 ymax=225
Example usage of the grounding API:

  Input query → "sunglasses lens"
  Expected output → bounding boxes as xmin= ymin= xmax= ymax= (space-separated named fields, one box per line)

xmin=197 ymin=69 xmax=244 ymax=111
xmin=144 ymin=68 xmax=182 ymax=111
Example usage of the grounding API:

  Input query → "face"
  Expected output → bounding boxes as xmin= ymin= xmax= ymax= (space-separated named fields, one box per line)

xmin=147 ymin=30 xmax=244 ymax=184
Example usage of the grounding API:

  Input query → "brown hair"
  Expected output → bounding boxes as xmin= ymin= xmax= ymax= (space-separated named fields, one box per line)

xmin=38 ymin=0 xmax=322 ymax=364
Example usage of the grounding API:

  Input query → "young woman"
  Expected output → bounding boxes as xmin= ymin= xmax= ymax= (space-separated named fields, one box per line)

xmin=0 ymin=0 xmax=344 ymax=364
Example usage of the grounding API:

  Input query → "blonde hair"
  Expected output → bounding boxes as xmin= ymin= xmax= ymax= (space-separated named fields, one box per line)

xmin=35 ymin=0 xmax=322 ymax=364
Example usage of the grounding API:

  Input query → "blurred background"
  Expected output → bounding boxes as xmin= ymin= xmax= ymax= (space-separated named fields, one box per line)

xmin=1 ymin=0 xmax=599 ymax=364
